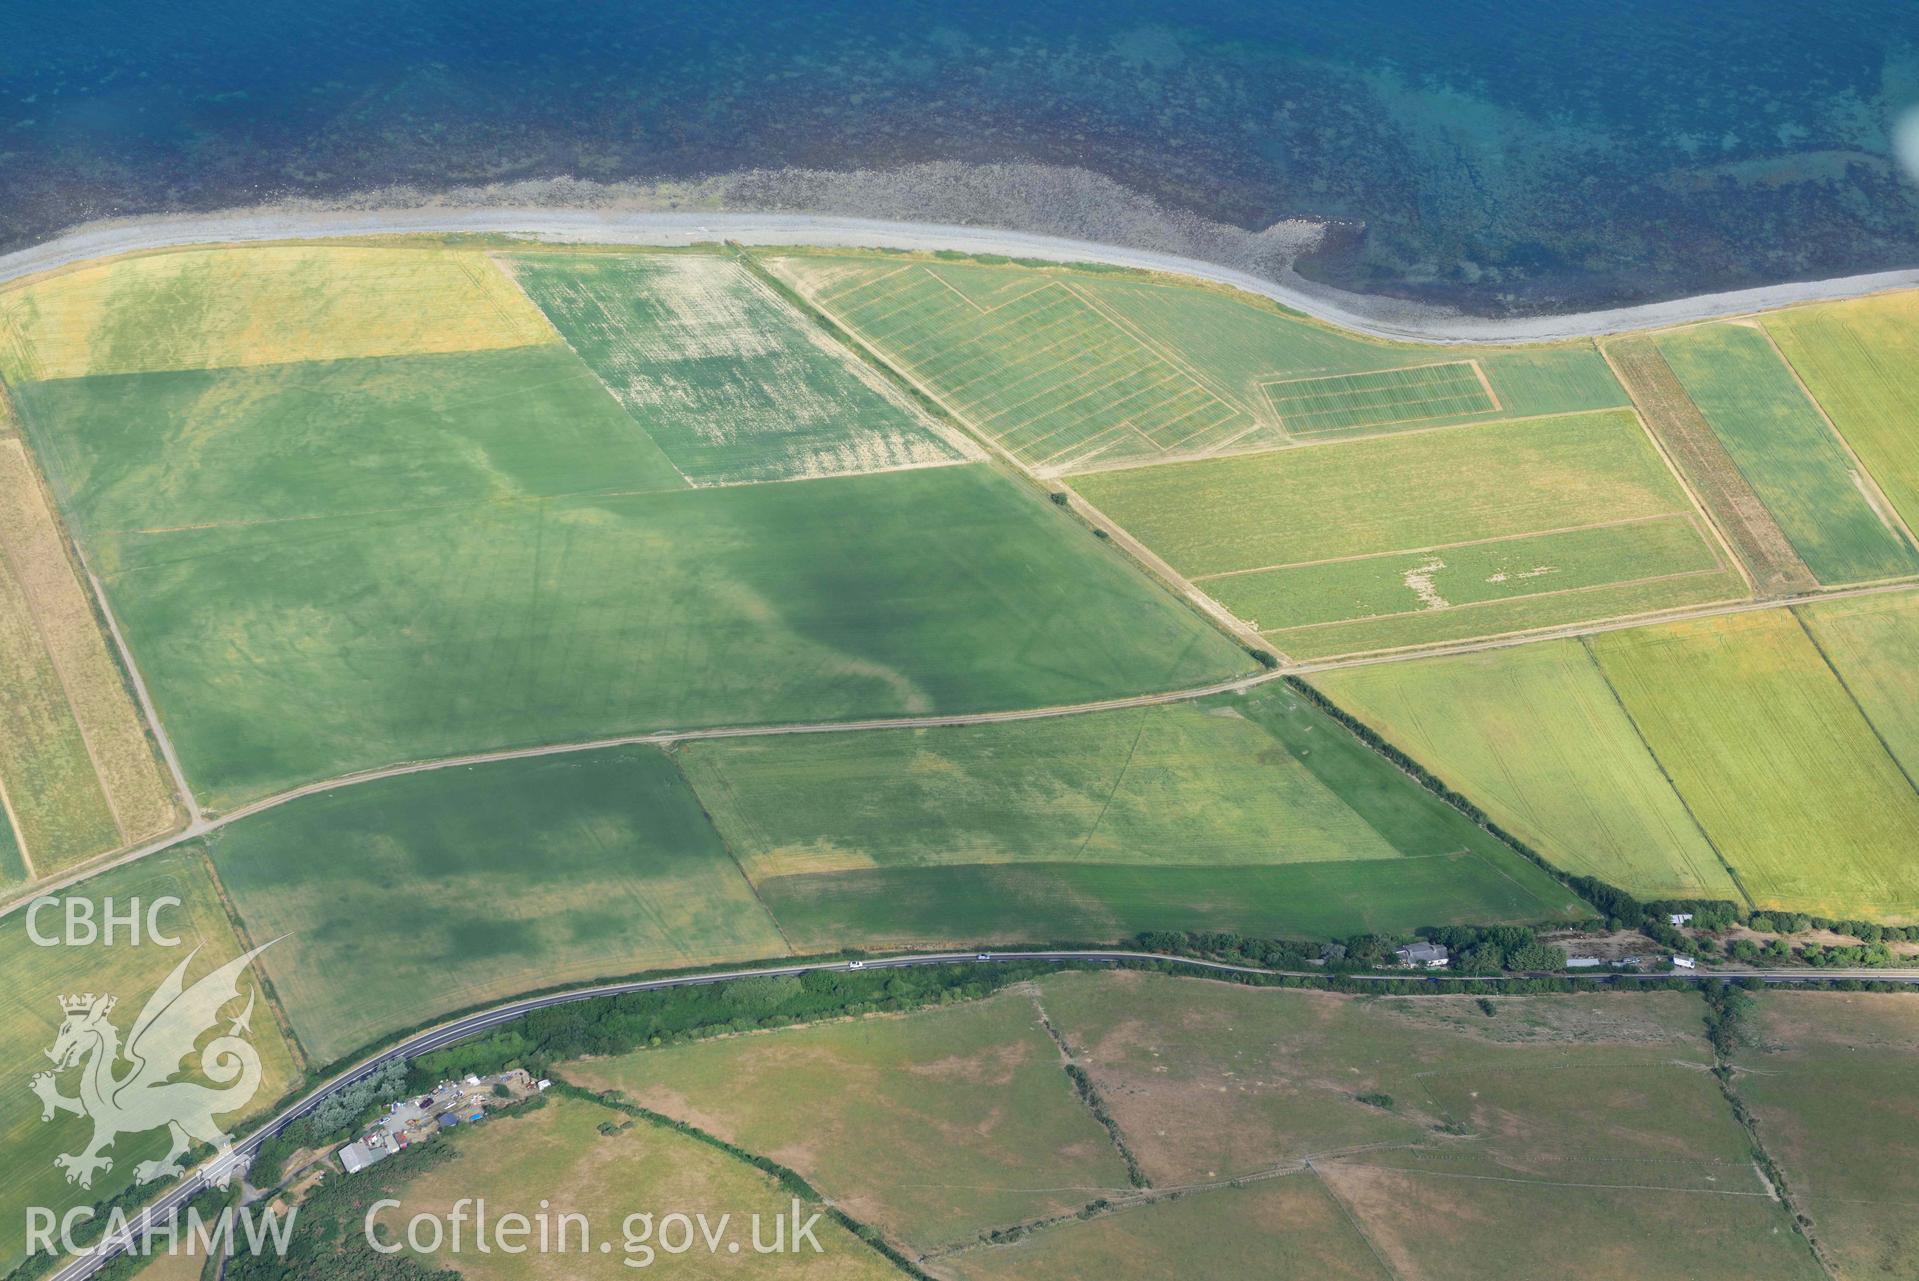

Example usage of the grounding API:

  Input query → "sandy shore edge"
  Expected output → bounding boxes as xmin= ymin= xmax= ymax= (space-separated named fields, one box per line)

xmin=5 ymin=207 xmax=1919 ymax=344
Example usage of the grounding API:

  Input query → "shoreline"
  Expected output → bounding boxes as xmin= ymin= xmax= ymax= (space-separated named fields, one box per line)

xmin=6 ymin=207 xmax=1919 ymax=344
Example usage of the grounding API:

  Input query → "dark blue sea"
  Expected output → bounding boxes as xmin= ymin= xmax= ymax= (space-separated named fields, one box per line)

xmin=4 ymin=0 xmax=1919 ymax=313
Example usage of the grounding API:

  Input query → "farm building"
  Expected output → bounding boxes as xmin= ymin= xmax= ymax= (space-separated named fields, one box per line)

xmin=1395 ymin=942 xmax=1450 ymax=969
xmin=338 ymin=1138 xmax=391 ymax=1175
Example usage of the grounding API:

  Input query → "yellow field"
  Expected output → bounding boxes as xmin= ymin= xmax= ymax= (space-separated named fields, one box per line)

xmin=0 ymin=245 xmax=557 ymax=382
xmin=1798 ymin=590 xmax=1919 ymax=780
xmin=1592 ymin=609 xmax=1919 ymax=920
xmin=0 ymin=439 xmax=178 ymax=874
xmin=1764 ymin=291 xmax=1919 ymax=535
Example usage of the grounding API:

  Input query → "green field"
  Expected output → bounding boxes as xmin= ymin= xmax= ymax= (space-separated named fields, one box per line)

xmin=48 ymin=459 xmax=1245 ymax=807
xmin=17 ymin=344 xmax=688 ymax=534
xmin=1764 ymin=292 xmax=1919 ymax=536
xmin=10 ymin=245 xmax=1247 ymax=808
xmin=773 ymin=253 xmax=1631 ymax=471
xmin=1075 ymin=409 xmax=1743 ymax=657
xmin=0 ymin=847 xmax=300 ymax=1274
xmin=1313 ymin=641 xmax=1738 ymax=900
xmin=755 ymin=856 xmax=1580 ymax=952
xmin=1731 ymin=993 xmax=1919 ymax=1280
xmin=1591 ymin=609 xmax=1919 ymax=920
xmin=1653 ymin=323 xmax=1917 ymax=584
xmin=570 ymin=988 xmax=1132 ymax=1247
xmin=1259 ymin=360 xmax=1495 ymax=435
xmin=205 ymin=746 xmax=788 ymax=1064
xmin=1799 ymin=590 xmax=1919 ymax=781
xmin=1210 ymin=515 xmax=1723 ymax=633
xmin=508 ymin=253 xmax=972 ymax=485
xmin=379 ymin=1092 xmax=897 ymax=1280
xmin=1072 ymin=274 xmax=1631 ymax=428
xmin=680 ymin=684 xmax=1586 ymax=944
xmin=774 ymin=258 xmax=1258 ymax=472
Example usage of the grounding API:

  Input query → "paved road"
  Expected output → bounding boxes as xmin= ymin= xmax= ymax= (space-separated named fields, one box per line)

xmin=5 ymin=209 xmax=1919 ymax=345
xmin=47 ymin=946 xmax=1919 ymax=1279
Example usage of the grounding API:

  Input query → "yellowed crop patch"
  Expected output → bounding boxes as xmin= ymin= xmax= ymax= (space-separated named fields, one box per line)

xmin=0 ymin=439 xmax=179 ymax=870
xmin=0 ymin=245 xmax=557 ymax=382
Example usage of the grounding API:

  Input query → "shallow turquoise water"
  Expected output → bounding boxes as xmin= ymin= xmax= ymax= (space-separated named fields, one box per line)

xmin=3 ymin=1 xmax=1918 ymax=312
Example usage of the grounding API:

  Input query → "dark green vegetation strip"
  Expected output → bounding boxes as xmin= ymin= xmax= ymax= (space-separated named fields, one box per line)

xmin=405 ymin=959 xmax=1047 ymax=1084
xmin=755 ymin=857 xmax=1577 ymax=950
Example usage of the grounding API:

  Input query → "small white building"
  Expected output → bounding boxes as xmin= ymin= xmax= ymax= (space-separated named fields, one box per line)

xmin=1669 ymin=913 xmax=1694 ymax=927
xmin=1671 ymin=955 xmax=1697 ymax=970
xmin=338 ymin=1138 xmax=391 ymax=1175
xmin=1566 ymin=956 xmax=1604 ymax=969
xmin=1395 ymin=941 xmax=1450 ymax=970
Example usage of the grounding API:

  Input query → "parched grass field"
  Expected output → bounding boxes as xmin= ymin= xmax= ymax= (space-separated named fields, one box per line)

xmin=1074 ymin=409 xmax=1744 ymax=658
xmin=1591 ymin=609 xmax=1919 ymax=920
xmin=569 ymin=987 xmax=1132 ymax=1249
xmin=771 ymin=257 xmax=1259 ymax=472
xmin=0 ymin=437 xmax=177 ymax=878
xmin=557 ymin=972 xmax=1825 ymax=1277
xmin=944 ymin=1173 xmax=1390 ymax=1281
xmin=679 ymin=684 xmax=1584 ymax=945
xmin=1313 ymin=641 xmax=1738 ymax=900
xmin=1312 ymin=1163 xmax=1819 ymax=1281
xmin=1765 ymin=291 xmax=1919 ymax=536
xmin=1038 ymin=972 xmax=1722 ymax=1186
xmin=0 ymin=531 xmax=114 ymax=879
xmin=1731 ymin=992 xmax=1919 ymax=1280
xmin=377 ymin=1092 xmax=898 ymax=1280
xmin=508 ymin=253 xmax=973 ymax=485
xmin=0 ymin=245 xmax=556 ymax=383
xmin=0 ymin=847 xmax=300 ymax=1274
xmin=204 ymin=746 xmax=789 ymax=1065
xmin=1798 ymin=590 xmax=1919 ymax=781
xmin=1652 ymin=323 xmax=1917 ymax=585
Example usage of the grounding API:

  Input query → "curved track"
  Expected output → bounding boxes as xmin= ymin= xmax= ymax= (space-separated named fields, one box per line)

xmin=5 ymin=209 xmax=1919 ymax=344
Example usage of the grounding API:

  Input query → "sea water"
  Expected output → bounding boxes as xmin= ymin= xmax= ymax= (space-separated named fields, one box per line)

xmin=3 ymin=0 xmax=1917 ymax=313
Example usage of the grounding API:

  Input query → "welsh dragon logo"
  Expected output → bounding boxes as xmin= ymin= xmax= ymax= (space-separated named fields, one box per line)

xmin=30 ymin=942 xmax=274 ymax=1189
